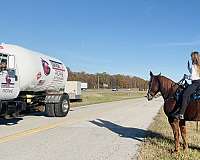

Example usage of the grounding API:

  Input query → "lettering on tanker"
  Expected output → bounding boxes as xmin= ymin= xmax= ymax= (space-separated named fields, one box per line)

xmin=2 ymin=89 xmax=13 ymax=93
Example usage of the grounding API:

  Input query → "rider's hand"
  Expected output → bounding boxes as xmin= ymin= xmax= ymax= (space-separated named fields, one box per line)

xmin=184 ymin=74 xmax=189 ymax=80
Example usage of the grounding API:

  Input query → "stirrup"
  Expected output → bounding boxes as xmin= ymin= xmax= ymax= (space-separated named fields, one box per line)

xmin=172 ymin=113 xmax=184 ymax=120
xmin=179 ymin=114 xmax=184 ymax=120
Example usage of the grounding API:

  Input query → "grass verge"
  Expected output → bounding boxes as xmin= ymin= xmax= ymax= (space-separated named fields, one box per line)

xmin=138 ymin=108 xmax=200 ymax=160
xmin=71 ymin=90 xmax=146 ymax=107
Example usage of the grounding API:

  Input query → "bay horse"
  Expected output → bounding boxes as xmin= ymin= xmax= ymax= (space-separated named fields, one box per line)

xmin=147 ymin=71 xmax=200 ymax=153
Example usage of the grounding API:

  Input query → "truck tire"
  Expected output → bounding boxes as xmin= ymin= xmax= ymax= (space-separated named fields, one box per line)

xmin=45 ymin=103 xmax=55 ymax=117
xmin=54 ymin=94 xmax=70 ymax=117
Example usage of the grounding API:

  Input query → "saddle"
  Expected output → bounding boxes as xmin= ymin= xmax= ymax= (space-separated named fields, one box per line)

xmin=192 ymin=87 xmax=200 ymax=100
xmin=175 ymin=81 xmax=200 ymax=106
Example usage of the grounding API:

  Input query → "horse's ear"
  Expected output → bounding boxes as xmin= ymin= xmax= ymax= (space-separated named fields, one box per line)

xmin=159 ymin=72 xmax=161 ymax=76
xmin=150 ymin=71 xmax=153 ymax=77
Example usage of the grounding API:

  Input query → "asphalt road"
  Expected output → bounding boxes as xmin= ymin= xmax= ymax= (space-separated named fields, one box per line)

xmin=0 ymin=97 xmax=163 ymax=160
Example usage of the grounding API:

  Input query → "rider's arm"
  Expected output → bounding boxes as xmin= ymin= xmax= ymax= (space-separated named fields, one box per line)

xmin=188 ymin=61 xmax=192 ymax=74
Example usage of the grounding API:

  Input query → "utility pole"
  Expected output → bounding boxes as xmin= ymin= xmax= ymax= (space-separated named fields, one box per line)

xmin=97 ymin=75 xmax=100 ymax=90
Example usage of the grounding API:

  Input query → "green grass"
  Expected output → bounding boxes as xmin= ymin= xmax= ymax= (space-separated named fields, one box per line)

xmin=71 ymin=89 xmax=146 ymax=107
xmin=138 ymin=108 xmax=200 ymax=160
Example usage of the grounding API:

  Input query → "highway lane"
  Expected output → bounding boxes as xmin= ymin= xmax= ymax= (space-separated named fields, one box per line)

xmin=0 ymin=97 xmax=163 ymax=160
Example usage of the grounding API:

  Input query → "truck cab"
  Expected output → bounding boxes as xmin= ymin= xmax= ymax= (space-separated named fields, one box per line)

xmin=0 ymin=53 xmax=20 ymax=100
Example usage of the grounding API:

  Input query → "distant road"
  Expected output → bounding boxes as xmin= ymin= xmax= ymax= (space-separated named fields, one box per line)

xmin=0 ymin=97 xmax=163 ymax=160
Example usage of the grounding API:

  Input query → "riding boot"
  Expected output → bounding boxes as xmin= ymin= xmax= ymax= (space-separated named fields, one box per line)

xmin=172 ymin=95 xmax=189 ymax=119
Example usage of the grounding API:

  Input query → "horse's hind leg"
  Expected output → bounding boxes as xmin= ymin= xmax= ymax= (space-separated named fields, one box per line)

xmin=179 ymin=120 xmax=188 ymax=151
xmin=169 ymin=118 xmax=180 ymax=153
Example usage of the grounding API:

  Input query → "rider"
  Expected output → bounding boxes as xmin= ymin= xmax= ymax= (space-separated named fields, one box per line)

xmin=171 ymin=51 xmax=200 ymax=119
xmin=0 ymin=59 xmax=7 ymax=71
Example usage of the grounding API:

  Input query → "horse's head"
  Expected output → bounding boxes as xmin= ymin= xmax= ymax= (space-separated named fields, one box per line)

xmin=147 ymin=71 xmax=161 ymax=101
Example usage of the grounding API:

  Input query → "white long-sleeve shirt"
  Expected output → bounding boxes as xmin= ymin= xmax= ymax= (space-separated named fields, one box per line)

xmin=188 ymin=63 xmax=200 ymax=81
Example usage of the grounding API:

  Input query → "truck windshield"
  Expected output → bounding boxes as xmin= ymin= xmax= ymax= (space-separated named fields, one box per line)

xmin=0 ymin=53 xmax=8 ymax=72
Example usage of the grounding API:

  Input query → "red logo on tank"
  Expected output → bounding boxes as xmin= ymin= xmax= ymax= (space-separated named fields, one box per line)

xmin=41 ymin=59 xmax=51 ymax=76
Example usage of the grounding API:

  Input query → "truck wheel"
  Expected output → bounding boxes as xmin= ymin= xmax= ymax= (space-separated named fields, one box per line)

xmin=45 ymin=103 xmax=55 ymax=117
xmin=54 ymin=94 xmax=70 ymax=117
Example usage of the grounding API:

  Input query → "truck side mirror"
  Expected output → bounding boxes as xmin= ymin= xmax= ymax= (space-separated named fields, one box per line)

xmin=15 ymin=75 xmax=18 ymax=81
xmin=8 ymin=55 xmax=15 ymax=69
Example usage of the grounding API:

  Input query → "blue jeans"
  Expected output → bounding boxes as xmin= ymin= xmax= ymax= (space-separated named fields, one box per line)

xmin=180 ymin=80 xmax=200 ymax=114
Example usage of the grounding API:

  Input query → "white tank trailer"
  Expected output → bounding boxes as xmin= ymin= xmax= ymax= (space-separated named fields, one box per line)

xmin=0 ymin=43 xmax=70 ymax=119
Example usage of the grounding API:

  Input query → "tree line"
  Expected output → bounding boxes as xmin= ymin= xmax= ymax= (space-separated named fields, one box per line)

xmin=67 ymin=68 xmax=148 ymax=90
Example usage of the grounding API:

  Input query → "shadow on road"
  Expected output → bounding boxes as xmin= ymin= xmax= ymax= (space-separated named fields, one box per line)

xmin=89 ymin=119 xmax=200 ymax=151
xmin=0 ymin=118 xmax=23 ymax=126
xmin=0 ymin=112 xmax=46 ymax=126
xmin=89 ymin=119 xmax=162 ymax=142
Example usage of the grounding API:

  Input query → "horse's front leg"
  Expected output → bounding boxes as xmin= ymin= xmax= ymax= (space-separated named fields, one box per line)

xmin=179 ymin=120 xmax=188 ymax=151
xmin=169 ymin=118 xmax=180 ymax=153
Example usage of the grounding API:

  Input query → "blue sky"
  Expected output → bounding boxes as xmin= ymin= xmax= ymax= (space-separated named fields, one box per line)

xmin=1 ymin=0 xmax=200 ymax=81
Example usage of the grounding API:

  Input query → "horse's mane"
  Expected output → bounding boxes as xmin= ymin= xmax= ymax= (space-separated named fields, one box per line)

xmin=158 ymin=75 xmax=176 ymax=85
xmin=157 ymin=75 xmax=178 ymax=98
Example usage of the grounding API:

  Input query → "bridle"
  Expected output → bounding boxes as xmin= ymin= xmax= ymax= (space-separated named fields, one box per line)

xmin=147 ymin=76 xmax=154 ymax=97
xmin=147 ymin=75 xmax=159 ymax=100
xmin=148 ymin=75 xmax=178 ymax=101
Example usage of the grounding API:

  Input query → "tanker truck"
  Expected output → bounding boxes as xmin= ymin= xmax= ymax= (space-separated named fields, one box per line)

xmin=0 ymin=43 xmax=70 ymax=119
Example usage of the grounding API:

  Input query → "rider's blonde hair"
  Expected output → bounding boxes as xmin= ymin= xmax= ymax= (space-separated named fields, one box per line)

xmin=191 ymin=51 xmax=200 ymax=75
